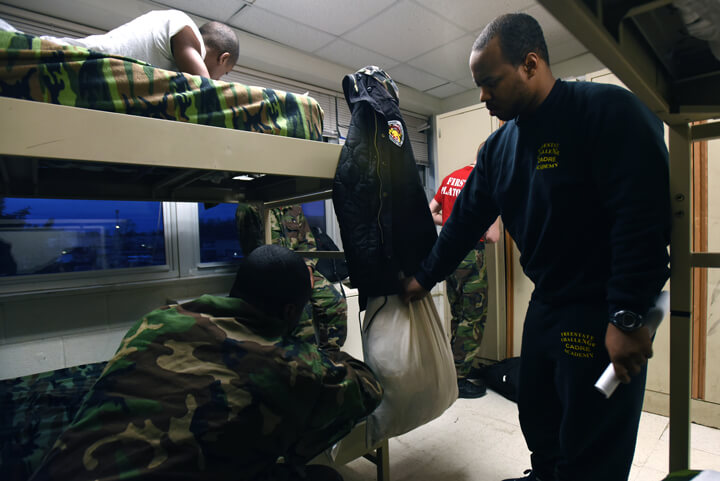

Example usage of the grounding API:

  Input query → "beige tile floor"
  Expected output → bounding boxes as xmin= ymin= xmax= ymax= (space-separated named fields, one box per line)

xmin=335 ymin=391 xmax=720 ymax=481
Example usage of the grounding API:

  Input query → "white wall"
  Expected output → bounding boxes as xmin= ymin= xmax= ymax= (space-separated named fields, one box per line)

xmin=705 ymin=138 xmax=720 ymax=407
xmin=0 ymin=275 xmax=235 ymax=379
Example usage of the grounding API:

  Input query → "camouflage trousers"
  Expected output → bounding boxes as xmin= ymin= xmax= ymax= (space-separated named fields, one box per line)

xmin=446 ymin=244 xmax=488 ymax=379
xmin=293 ymin=269 xmax=348 ymax=349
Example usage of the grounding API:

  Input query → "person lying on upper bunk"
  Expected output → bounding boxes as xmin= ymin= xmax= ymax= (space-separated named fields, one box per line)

xmin=0 ymin=10 xmax=238 ymax=80
xmin=29 ymin=244 xmax=383 ymax=481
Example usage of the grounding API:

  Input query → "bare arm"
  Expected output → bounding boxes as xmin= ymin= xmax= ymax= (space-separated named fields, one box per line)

xmin=483 ymin=216 xmax=502 ymax=244
xmin=171 ymin=26 xmax=210 ymax=78
xmin=428 ymin=198 xmax=443 ymax=227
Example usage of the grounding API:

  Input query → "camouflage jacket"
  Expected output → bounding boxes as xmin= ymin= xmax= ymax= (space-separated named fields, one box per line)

xmin=270 ymin=205 xmax=318 ymax=269
xmin=30 ymin=295 xmax=382 ymax=481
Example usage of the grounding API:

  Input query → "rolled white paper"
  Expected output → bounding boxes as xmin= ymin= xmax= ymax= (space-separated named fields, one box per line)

xmin=595 ymin=363 xmax=621 ymax=398
xmin=594 ymin=291 xmax=670 ymax=398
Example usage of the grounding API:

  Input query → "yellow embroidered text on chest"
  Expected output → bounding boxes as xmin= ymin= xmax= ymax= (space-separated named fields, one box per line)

xmin=536 ymin=142 xmax=560 ymax=170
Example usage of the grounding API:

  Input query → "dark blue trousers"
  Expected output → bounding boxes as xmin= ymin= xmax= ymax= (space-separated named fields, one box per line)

xmin=518 ymin=299 xmax=647 ymax=481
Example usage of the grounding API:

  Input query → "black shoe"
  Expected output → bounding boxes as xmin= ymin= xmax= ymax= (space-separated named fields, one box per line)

xmin=502 ymin=469 xmax=540 ymax=481
xmin=458 ymin=377 xmax=487 ymax=398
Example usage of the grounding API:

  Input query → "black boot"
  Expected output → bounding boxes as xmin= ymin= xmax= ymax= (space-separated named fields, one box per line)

xmin=457 ymin=377 xmax=487 ymax=398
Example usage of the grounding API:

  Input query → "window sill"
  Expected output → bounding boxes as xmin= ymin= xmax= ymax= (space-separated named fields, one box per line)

xmin=0 ymin=272 xmax=235 ymax=303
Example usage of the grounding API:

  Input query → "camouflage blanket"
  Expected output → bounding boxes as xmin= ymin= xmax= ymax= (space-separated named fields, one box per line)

xmin=0 ymin=30 xmax=323 ymax=140
xmin=0 ymin=362 xmax=107 ymax=481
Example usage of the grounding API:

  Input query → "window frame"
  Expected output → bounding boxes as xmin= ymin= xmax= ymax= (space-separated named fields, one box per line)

xmin=178 ymin=202 xmax=241 ymax=276
xmin=0 ymin=202 xmax=180 ymax=295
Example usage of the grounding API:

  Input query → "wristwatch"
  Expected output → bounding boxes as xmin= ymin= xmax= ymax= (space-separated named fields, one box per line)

xmin=610 ymin=310 xmax=644 ymax=332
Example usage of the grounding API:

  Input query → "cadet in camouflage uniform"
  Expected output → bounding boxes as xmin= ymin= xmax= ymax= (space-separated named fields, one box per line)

xmin=446 ymin=245 xmax=489 ymax=378
xmin=29 ymin=245 xmax=382 ymax=481
xmin=269 ymin=205 xmax=347 ymax=350
xmin=235 ymin=203 xmax=348 ymax=350
xmin=430 ymin=151 xmax=501 ymax=398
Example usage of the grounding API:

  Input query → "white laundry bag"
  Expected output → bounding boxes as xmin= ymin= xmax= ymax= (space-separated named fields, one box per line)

xmin=362 ymin=294 xmax=458 ymax=448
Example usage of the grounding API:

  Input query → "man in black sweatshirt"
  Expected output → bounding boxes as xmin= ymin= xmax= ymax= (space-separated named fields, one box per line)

xmin=402 ymin=13 xmax=670 ymax=481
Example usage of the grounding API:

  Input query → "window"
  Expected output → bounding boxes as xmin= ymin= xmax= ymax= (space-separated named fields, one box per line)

xmin=301 ymin=200 xmax=326 ymax=233
xmin=197 ymin=203 xmax=242 ymax=263
xmin=0 ymin=196 xmax=335 ymax=294
xmin=0 ymin=198 xmax=165 ymax=277
xmin=196 ymin=201 xmax=328 ymax=264
xmin=193 ymin=199 xmax=331 ymax=271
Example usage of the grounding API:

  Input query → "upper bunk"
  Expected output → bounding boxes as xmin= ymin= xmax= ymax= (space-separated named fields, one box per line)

xmin=0 ymin=29 xmax=342 ymax=204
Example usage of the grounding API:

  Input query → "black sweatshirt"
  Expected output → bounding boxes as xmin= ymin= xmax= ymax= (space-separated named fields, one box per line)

xmin=415 ymin=79 xmax=671 ymax=317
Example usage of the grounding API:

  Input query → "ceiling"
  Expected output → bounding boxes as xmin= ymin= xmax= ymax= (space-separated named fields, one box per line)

xmin=155 ymin=0 xmax=601 ymax=98
xmin=0 ymin=0 xmax=605 ymax=112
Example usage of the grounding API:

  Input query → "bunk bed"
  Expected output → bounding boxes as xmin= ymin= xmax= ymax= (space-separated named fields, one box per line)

xmin=0 ymin=30 xmax=387 ymax=481
xmin=537 ymin=0 xmax=720 ymax=475
xmin=0 ymin=30 xmax=341 ymax=204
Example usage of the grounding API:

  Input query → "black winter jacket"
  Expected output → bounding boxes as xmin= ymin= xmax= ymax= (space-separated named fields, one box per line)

xmin=333 ymin=66 xmax=437 ymax=309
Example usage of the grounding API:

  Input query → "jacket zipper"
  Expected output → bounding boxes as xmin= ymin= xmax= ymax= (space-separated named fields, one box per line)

xmin=373 ymin=115 xmax=384 ymax=246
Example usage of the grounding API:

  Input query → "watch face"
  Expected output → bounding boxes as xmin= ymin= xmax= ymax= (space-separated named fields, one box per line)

xmin=619 ymin=312 xmax=636 ymax=328
xmin=614 ymin=310 xmax=642 ymax=331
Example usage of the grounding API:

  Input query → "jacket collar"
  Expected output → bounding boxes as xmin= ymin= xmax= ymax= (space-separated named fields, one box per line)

xmin=181 ymin=294 xmax=293 ymax=338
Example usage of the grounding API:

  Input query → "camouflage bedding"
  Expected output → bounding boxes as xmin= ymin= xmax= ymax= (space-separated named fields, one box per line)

xmin=0 ymin=362 xmax=107 ymax=481
xmin=0 ymin=30 xmax=323 ymax=140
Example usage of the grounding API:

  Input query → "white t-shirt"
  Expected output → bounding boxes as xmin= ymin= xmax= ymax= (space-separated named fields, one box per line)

xmin=43 ymin=10 xmax=205 ymax=71
xmin=0 ymin=18 xmax=20 ymax=32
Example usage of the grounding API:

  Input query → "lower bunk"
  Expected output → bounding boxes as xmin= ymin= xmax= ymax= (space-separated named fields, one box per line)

xmin=1 ymin=362 xmax=107 ymax=481
xmin=0 ymin=362 xmax=389 ymax=481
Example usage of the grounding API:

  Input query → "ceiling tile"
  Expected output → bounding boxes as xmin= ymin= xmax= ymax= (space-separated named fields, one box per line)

xmin=343 ymin=0 xmax=465 ymax=62
xmin=228 ymin=6 xmax=335 ymax=52
xmin=314 ymin=39 xmax=399 ymax=73
xmin=424 ymin=82 xmax=467 ymax=98
xmin=251 ymin=0 xmax=395 ymax=35
xmin=414 ymin=0 xmax=536 ymax=32
xmin=523 ymin=5 xmax=591 ymax=66
xmin=386 ymin=64 xmax=446 ymax=92
xmin=523 ymin=4 xmax=577 ymax=45
xmin=549 ymin=38 xmax=587 ymax=64
xmin=151 ymin=0 xmax=247 ymax=22
xmin=2 ymin=0 xmax=152 ymax=30
xmin=407 ymin=34 xmax=476 ymax=82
